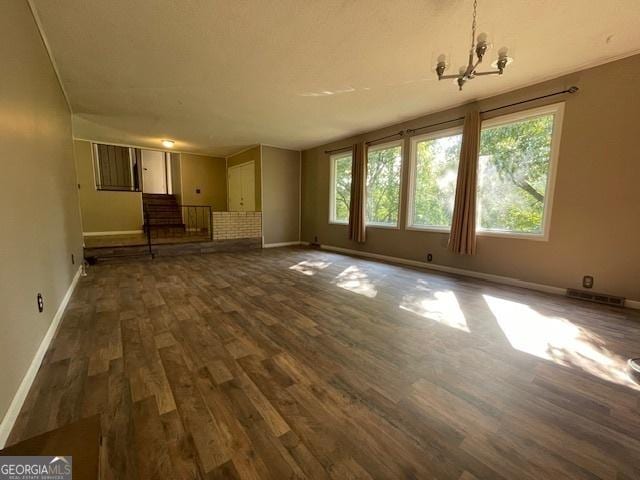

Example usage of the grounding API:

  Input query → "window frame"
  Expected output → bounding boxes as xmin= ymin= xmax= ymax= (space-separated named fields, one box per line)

xmin=328 ymin=150 xmax=353 ymax=225
xmin=476 ymin=102 xmax=565 ymax=241
xmin=365 ymin=139 xmax=404 ymax=229
xmin=406 ymin=126 xmax=463 ymax=233
xmin=92 ymin=142 xmax=142 ymax=192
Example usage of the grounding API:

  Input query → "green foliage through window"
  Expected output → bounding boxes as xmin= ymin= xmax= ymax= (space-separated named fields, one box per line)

xmin=411 ymin=132 xmax=462 ymax=228
xmin=366 ymin=144 xmax=402 ymax=225
xmin=478 ymin=113 xmax=555 ymax=234
xmin=331 ymin=153 xmax=352 ymax=223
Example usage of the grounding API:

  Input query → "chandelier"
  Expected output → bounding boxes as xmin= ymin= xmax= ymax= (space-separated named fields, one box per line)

xmin=435 ymin=0 xmax=510 ymax=90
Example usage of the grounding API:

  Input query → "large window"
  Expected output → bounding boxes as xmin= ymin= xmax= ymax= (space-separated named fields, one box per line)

xmin=477 ymin=104 xmax=563 ymax=238
xmin=93 ymin=143 xmax=141 ymax=191
xmin=329 ymin=151 xmax=352 ymax=224
xmin=366 ymin=141 xmax=403 ymax=227
xmin=408 ymin=129 xmax=462 ymax=230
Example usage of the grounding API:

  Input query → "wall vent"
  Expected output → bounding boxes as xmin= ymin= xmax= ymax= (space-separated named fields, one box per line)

xmin=566 ymin=289 xmax=625 ymax=307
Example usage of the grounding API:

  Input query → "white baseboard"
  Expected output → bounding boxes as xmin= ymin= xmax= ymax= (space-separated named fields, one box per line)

xmin=263 ymin=241 xmax=303 ymax=249
xmin=313 ymin=243 xmax=640 ymax=309
xmin=83 ymin=230 xmax=143 ymax=236
xmin=625 ymin=299 xmax=640 ymax=310
xmin=0 ymin=266 xmax=82 ymax=448
xmin=318 ymin=244 xmax=567 ymax=296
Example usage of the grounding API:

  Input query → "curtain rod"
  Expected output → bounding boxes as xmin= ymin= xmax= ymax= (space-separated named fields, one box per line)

xmin=324 ymin=86 xmax=578 ymax=154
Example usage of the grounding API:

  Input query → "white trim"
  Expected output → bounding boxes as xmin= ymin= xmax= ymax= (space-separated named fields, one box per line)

xmin=318 ymin=244 xmax=567 ymax=296
xmin=263 ymin=241 xmax=302 ymax=249
xmin=298 ymin=150 xmax=302 ymax=243
xmin=26 ymin=0 xmax=73 ymax=112
xmin=260 ymin=145 xmax=264 ymax=247
xmin=366 ymin=223 xmax=400 ymax=230
xmin=0 ymin=266 xmax=82 ymax=448
xmin=328 ymin=150 xmax=353 ymax=224
xmin=625 ymin=299 xmax=640 ymax=310
xmin=83 ymin=230 xmax=143 ymax=236
xmin=406 ymin=127 xmax=463 ymax=230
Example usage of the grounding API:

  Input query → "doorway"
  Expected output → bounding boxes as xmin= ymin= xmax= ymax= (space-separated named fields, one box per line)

xmin=228 ymin=161 xmax=255 ymax=211
xmin=141 ymin=150 xmax=170 ymax=194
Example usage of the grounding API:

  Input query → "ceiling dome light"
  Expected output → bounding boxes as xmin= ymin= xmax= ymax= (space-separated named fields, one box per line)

xmin=162 ymin=139 xmax=175 ymax=148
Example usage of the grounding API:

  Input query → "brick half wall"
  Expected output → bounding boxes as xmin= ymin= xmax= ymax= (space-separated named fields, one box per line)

xmin=212 ymin=211 xmax=262 ymax=241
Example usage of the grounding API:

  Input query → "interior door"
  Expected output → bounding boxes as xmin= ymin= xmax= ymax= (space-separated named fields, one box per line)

xmin=228 ymin=162 xmax=255 ymax=211
xmin=141 ymin=150 xmax=167 ymax=194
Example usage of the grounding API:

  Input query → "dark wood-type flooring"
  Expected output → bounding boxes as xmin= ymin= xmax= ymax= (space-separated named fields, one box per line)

xmin=8 ymin=247 xmax=640 ymax=479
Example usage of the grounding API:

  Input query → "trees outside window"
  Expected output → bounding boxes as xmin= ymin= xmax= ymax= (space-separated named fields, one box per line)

xmin=408 ymin=129 xmax=462 ymax=229
xmin=330 ymin=104 xmax=563 ymax=240
xmin=329 ymin=152 xmax=352 ymax=223
xmin=477 ymin=104 xmax=563 ymax=237
xmin=366 ymin=141 xmax=403 ymax=226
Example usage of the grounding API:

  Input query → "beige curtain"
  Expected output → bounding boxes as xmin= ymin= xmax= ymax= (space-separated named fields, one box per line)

xmin=449 ymin=109 xmax=481 ymax=255
xmin=348 ymin=142 xmax=367 ymax=243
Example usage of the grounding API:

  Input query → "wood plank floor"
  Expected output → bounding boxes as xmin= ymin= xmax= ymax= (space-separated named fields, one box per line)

xmin=9 ymin=247 xmax=640 ymax=479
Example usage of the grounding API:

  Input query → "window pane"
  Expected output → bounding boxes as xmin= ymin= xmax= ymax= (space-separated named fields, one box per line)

xmin=411 ymin=133 xmax=462 ymax=228
xmin=366 ymin=144 xmax=402 ymax=226
xmin=332 ymin=153 xmax=352 ymax=222
xmin=478 ymin=114 xmax=554 ymax=234
xmin=94 ymin=143 xmax=139 ymax=191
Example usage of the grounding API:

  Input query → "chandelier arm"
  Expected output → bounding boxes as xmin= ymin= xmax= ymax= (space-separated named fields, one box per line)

xmin=474 ymin=70 xmax=501 ymax=76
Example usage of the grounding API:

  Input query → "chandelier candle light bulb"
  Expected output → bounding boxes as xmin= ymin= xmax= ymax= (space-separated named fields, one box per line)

xmin=436 ymin=0 xmax=510 ymax=90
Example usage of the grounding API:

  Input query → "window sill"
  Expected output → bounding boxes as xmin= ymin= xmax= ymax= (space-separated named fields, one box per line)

xmin=477 ymin=230 xmax=548 ymax=241
xmin=366 ymin=223 xmax=400 ymax=230
xmin=405 ymin=225 xmax=450 ymax=233
xmin=328 ymin=220 xmax=348 ymax=226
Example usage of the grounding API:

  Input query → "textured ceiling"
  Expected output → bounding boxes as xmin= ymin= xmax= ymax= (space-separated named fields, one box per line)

xmin=31 ymin=0 xmax=640 ymax=156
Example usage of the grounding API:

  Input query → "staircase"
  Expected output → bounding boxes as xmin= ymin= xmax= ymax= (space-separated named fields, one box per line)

xmin=143 ymin=193 xmax=185 ymax=233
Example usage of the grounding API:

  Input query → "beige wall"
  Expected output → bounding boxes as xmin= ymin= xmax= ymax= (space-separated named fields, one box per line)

xmin=0 ymin=0 xmax=82 ymax=436
xmin=180 ymin=153 xmax=227 ymax=210
xmin=262 ymin=146 xmax=300 ymax=245
xmin=74 ymin=140 xmax=143 ymax=233
xmin=227 ymin=146 xmax=262 ymax=211
xmin=302 ymin=54 xmax=640 ymax=302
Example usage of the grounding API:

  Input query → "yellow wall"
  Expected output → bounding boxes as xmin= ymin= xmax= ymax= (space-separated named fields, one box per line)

xmin=180 ymin=153 xmax=227 ymax=210
xmin=0 ymin=0 xmax=83 ymax=438
xmin=227 ymin=146 xmax=262 ymax=211
xmin=73 ymin=140 xmax=143 ymax=233
xmin=302 ymin=54 xmax=640 ymax=302
xmin=262 ymin=146 xmax=300 ymax=244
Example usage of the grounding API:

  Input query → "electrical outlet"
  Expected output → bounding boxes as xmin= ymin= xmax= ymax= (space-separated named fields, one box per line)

xmin=427 ymin=253 xmax=433 ymax=262
xmin=37 ymin=293 xmax=44 ymax=313
xmin=583 ymin=275 xmax=594 ymax=289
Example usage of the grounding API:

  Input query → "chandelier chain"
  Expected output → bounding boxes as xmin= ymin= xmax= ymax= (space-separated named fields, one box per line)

xmin=471 ymin=0 xmax=478 ymax=51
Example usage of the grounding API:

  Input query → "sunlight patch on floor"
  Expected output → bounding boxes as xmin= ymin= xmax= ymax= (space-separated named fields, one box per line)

xmin=289 ymin=260 xmax=331 ymax=276
xmin=334 ymin=265 xmax=378 ymax=298
xmin=400 ymin=290 xmax=469 ymax=332
xmin=483 ymin=294 xmax=638 ymax=389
